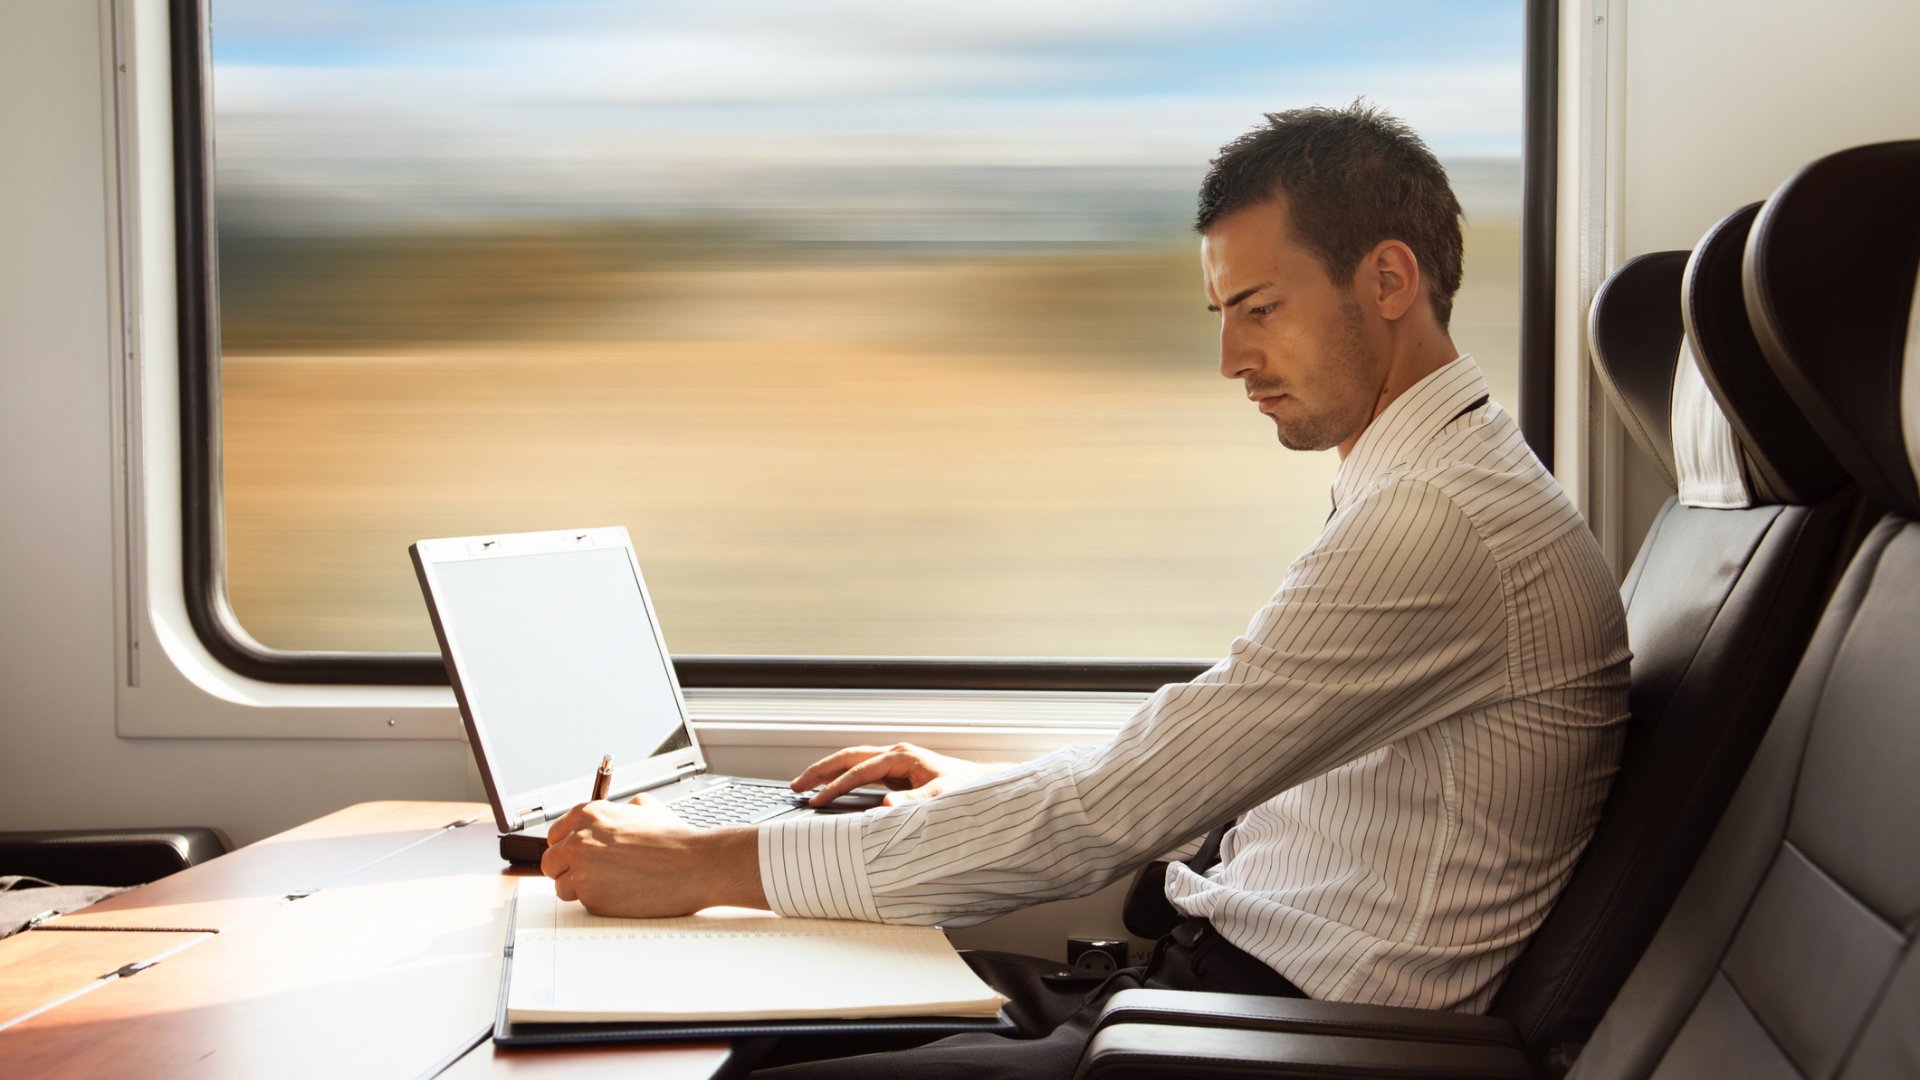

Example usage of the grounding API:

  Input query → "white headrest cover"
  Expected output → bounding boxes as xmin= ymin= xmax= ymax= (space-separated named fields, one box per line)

xmin=1905 ymin=255 xmax=1920 ymax=488
xmin=1672 ymin=338 xmax=1751 ymax=509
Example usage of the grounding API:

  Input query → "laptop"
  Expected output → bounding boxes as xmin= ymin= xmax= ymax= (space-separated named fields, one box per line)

xmin=410 ymin=526 xmax=882 ymax=864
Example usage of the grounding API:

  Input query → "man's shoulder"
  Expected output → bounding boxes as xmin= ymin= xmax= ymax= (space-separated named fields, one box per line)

xmin=1380 ymin=408 xmax=1587 ymax=562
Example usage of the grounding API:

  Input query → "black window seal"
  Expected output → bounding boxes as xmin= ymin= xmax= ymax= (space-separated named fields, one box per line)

xmin=170 ymin=0 xmax=1557 ymax=691
xmin=1519 ymin=0 xmax=1558 ymax=471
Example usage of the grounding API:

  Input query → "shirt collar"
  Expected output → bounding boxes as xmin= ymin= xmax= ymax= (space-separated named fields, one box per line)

xmin=1330 ymin=354 xmax=1487 ymax=511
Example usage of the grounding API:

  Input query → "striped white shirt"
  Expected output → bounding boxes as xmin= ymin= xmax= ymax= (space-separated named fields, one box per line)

xmin=759 ymin=355 xmax=1630 ymax=1012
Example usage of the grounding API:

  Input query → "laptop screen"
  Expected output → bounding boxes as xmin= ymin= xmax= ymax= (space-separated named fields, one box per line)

xmin=428 ymin=541 xmax=693 ymax=808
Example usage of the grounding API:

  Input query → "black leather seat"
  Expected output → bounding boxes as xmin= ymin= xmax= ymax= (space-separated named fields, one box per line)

xmin=1494 ymin=201 xmax=1863 ymax=1069
xmin=1075 ymin=141 xmax=1912 ymax=1068
xmin=1567 ymin=137 xmax=1920 ymax=1080
xmin=0 ymin=827 xmax=230 ymax=938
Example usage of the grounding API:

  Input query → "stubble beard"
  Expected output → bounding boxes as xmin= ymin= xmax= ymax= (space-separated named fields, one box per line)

xmin=1272 ymin=297 xmax=1376 ymax=452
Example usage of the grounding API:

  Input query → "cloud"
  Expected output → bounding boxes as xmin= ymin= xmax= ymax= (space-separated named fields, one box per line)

xmin=212 ymin=0 xmax=1288 ymax=55
xmin=208 ymin=0 xmax=1523 ymax=222
xmin=215 ymin=33 xmax=1124 ymax=114
xmin=216 ymin=55 xmax=1520 ymax=165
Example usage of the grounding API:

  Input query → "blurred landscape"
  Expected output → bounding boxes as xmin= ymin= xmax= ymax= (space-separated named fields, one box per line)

xmin=209 ymin=0 xmax=1525 ymax=659
xmin=219 ymin=193 xmax=1521 ymax=657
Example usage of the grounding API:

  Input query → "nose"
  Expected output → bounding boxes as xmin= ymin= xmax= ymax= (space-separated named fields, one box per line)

xmin=1218 ymin=319 xmax=1260 ymax=382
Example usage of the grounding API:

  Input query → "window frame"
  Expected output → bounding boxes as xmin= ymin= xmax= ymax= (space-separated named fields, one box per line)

xmin=171 ymin=0 xmax=1558 ymax=691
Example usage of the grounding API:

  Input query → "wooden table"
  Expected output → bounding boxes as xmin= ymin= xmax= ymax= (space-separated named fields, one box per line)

xmin=0 ymin=802 xmax=733 ymax=1079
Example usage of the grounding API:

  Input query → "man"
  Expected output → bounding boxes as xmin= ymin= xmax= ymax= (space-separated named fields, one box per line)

xmin=540 ymin=103 xmax=1630 ymax=1078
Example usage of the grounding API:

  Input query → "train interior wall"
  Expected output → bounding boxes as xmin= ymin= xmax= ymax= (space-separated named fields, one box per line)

xmin=2 ymin=0 xmax=1917 ymax=952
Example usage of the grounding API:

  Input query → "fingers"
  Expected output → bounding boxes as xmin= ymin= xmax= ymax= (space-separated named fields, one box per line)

xmin=541 ymin=831 xmax=582 ymax=904
xmin=543 ymin=798 xmax=629 ymax=895
xmin=791 ymin=745 xmax=888 ymax=792
xmin=794 ymin=742 xmax=981 ymax=806
xmin=812 ymin=750 xmax=915 ymax=806
xmin=547 ymin=802 xmax=593 ymax=845
xmin=882 ymin=781 xmax=945 ymax=807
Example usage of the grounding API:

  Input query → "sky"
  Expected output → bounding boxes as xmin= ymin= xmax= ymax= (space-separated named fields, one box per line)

xmin=208 ymin=0 xmax=1525 ymax=231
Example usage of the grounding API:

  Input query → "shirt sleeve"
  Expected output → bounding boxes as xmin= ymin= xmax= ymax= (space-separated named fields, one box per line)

xmin=1153 ymin=832 xmax=1212 ymax=864
xmin=759 ymin=477 xmax=1512 ymax=925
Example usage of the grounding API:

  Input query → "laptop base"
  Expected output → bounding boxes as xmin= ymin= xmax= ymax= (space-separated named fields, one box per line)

xmin=499 ymin=783 xmax=890 ymax=865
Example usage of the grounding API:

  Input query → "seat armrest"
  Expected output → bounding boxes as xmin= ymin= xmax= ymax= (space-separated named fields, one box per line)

xmin=1094 ymin=989 xmax=1521 ymax=1047
xmin=1074 ymin=1023 xmax=1534 ymax=1079
xmin=0 ymin=828 xmax=229 ymax=887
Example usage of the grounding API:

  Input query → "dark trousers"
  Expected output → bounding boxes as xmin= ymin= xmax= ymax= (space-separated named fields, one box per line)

xmin=748 ymin=919 xmax=1304 ymax=1080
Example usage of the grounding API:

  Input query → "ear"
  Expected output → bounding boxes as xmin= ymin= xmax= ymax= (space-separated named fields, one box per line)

xmin=1360 ymin=240 xmax=1422 ymax=321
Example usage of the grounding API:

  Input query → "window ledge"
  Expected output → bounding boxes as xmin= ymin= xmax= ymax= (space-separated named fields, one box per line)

xmin=116 ymin=646 xmax=1151 ymax=744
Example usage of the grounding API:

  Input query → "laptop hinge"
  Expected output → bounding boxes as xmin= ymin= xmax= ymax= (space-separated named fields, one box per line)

xmin=614 ymin=766 xmax=702 ymax=803
xmin=514 ymin=805 xmax=546 ymax=830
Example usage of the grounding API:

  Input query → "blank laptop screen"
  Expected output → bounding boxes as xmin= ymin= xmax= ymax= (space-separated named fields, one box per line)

xmin=432 ymin=546 xmax=691 ymax=802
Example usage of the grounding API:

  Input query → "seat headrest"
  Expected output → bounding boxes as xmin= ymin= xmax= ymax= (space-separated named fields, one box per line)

xmin=1589 ymin=251 xmax=1687 ymax=491
xmin=1683 ymin=203 xmax=1849 ymax=505
xmin=1907 ymin=266 xmax=1920 ymax=495
xmin=1746 ymin=140 xmax=1920 ymax=517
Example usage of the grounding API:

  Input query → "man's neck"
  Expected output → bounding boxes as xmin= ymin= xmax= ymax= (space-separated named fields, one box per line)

xmin=1338 ymin=330 xmax=1461 ymax=459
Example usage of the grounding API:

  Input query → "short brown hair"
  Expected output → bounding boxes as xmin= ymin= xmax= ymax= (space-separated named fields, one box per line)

xmin=1196 ymin=102 xmax=1464 ymax=328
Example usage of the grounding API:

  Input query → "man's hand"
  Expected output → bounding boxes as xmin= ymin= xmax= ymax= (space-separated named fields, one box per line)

xmin=540 ymin=795 xmax=766 ymax=917
xmin=794 ymin=742 xmax=1009 ymax=807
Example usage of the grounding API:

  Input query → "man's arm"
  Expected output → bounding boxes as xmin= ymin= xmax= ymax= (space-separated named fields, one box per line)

xmin=542 ymin=743 xmax=1012 ymax=915
xmin=547 ymin=479 xmax=1509 ymax=924
xmin=755 ymin=479 xmax=1511 ymax=926
xmin=541 ymin=796 xmax=765 ymax=917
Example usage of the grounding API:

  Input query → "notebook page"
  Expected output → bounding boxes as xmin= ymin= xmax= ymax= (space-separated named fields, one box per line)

xmin=508 ymin=878 xmax=1007 ymax=1023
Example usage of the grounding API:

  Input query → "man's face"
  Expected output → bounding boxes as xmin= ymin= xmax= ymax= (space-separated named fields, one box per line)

xmin=1202 ymin=198 xmax=1386 ymax=455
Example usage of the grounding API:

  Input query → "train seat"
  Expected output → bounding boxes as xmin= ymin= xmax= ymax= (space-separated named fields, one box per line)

xmin=1565 ymin=136 xmax=1920 ymax=1080
xmin=1490 ymin=199 xmax=1864 ymax=1068
xmin=0 ymin=827 xmax=229 ymax=938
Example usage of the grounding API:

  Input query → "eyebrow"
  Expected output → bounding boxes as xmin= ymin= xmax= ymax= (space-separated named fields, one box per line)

xmin=1206 ymin=282 xmax=1272 ymax=313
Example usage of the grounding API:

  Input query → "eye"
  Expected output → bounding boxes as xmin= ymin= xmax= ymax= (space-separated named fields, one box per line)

xmin=1249 ymin=303 xmax=1278 ymax=317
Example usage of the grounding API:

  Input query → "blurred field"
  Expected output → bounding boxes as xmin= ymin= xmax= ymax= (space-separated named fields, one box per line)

xmin=221 ymin=222 xmax=1520 ymax=658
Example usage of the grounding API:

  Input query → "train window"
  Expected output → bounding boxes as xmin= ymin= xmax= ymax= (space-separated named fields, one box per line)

xmin=182 ymin=1 xmax=1545 ymax=687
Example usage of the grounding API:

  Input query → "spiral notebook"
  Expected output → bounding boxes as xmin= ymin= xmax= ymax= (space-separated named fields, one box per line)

xmin=496 ymin=878 xmax=1011 ymax=1044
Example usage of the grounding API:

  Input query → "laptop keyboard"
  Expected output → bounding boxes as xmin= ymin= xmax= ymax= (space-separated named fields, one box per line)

xmin=669 ymin=782 xmax=819 ymax=829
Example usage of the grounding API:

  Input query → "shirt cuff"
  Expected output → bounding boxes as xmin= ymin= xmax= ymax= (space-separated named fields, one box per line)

xmin=758 ymin=811 xmax=882 ymax=922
